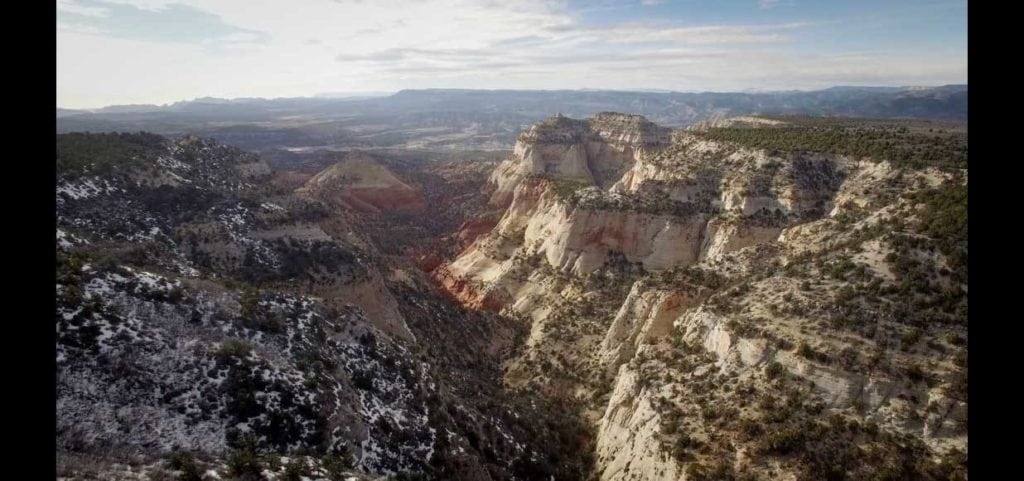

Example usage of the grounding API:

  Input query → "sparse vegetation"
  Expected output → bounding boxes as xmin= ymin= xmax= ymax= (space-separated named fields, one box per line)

xmin=695 ymin=117 xmax=967 ymax=170
xmin=227 ymin=437 xmax=264 ymax=481
xmin=215 ymin=339 xmax=252 ymax=361
xmin=57 ymin=132 xmax=165 ymax=176
xmin=166 ymin=449 xmax=203 ymax=481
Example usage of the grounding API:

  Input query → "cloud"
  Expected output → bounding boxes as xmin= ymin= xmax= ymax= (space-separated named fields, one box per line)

xmin=57 ymin=0 xmax=109 ymax=17
xmin=342 ymin=45 xmax=726 ymax=70
xmin=57 ymin=0 xmax=270 ymax=47
xmin=56 ymin=0 xmax=966 ymax=108
xmin=581 ymin=22 xmax=810 ymax=44
xmin=338 ymin=20 xmax=810 ymax=65
xmin=57 ymin=21 xmax=108 ymax=35
xmin=334 ymin=38 xmax=964 ymax=92
xmin=95 ymin=0 xmax=175 ymax=11
xmin=758 ymin=0 xmax=795 ymax=9
xmin=337 ymin=47 xmax=495 ymax=62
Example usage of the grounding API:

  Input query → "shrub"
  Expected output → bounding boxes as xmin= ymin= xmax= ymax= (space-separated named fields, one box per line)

xmin=240 ymin=287 xmax=261 ymax=321
xmin=685 ymin=460 xmax=736 ymax=481
xmin=322 ymin=450 xmax=355 ymax=480
xmin=900 ymin=329 xmax=922 ymax=349
xmin=166 ymin=449 xmax=203 ymax=481
xmin=351 ymin=371 xmax=375 ymax=391
xmin=282 ymin=459 xmax=309 ymax=481
xmin=671 ymin=434 xmax=694 ymax=462
xmin=660 ymin=417 xmax=678 ymax=435
xmin=796 ymin=342 xmax=830 ymax=364
xmin=764 ymin=362 xmax=785 ymax=380
xmin=953 ymin=349 xmax=967 ymax=368
xmin=758 ymin=424 xmax=806 ymax=455
xmin=168 ymin=286 xmax=186 ymax=303
xmin=215 ymin=339 xmax=252 ymax=362
xmin=227 ymin=437 xmax=263 ymax=481
xmin=834 ymin=285 xmax=857 ymax=305
xmin=945 ymin=370 xmax=968 ymax=401
xmin=685 ymin=462 xmax=708 ymax=480
xmin=905 ymin=363 xmax=926 ymax=383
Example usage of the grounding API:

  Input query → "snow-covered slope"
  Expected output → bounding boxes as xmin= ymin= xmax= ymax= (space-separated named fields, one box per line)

xmin=56 ymin=133 xmax=593 ymax=481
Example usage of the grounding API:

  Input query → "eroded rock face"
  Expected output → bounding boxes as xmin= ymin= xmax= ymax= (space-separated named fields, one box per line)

xmin=599 ymin=283 xmax=705 ymax=376
xmin=595 ymin=361 xmax=681 ymax=481
xmin=440 ymin=114 xmax=847 ymax=314
xmin=523 ymin=198 xmax=708 ymax=275
xmin=437 ymin=114 xmax=967 ymax=480
xmin=488 ymin=113 xmax=673 ymax=207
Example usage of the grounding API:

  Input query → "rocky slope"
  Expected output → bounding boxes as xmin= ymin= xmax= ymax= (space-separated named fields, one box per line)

xmin=55 ymin=113 xmax=967 ymax=480
xmin=56 ymin=133 xmax=592 ymax=481
xmin=437 ymin=114 xmax=968 ymax=480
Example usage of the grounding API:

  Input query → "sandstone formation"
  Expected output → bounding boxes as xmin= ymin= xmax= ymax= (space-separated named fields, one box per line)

xmin=437 ymin=113 xmax=968 ymax=480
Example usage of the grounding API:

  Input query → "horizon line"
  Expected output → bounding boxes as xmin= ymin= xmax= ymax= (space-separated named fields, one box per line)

xmin=57 ymin=83 xmax=968 ymax=111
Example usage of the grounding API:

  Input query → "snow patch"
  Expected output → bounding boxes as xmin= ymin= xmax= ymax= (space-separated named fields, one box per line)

xmin=57 ymin=177 xmax=124 ymax=200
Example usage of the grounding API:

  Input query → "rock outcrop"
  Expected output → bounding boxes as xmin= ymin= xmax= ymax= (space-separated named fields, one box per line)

xmin=487 ymin=113 xmax=673 ymax=208
xmin=436 ymin=113 xmax=968 ymax=480
xmin=439 ymin=113 xmax=846 ymax=316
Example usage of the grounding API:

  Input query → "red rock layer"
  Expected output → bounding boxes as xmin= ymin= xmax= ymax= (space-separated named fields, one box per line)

xmin=432 ymin=265 xmax=509 ymax=312
xmin=339 ymin=186 xmax=427 ymax=213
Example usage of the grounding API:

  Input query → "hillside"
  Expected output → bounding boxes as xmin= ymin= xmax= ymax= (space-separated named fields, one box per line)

xmin=55 ymin=133 xmax=593 ymax=481
xmin=297 ymin=153 xmax=427 ymax=214
xmin=437 ymin=113 xmax=968 ymax=481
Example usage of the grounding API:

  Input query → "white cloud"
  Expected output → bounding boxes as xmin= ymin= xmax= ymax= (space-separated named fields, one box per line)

xmin=96 ymin=0 xmax=175 ymax=11
xmin=758 ymin=0 xmax=795 ymax=10
xmin=56 ymin=0 xmax=966 ymax=108
xmin=201 ymin=31 xmax=267 ymax=50
xmin=57 ymin=21 xmax=107 ymax=35
xmin=588 ymin=22 xmax=809 ymax=44
xmin=57 ymin=0 xmax=109 ymax=17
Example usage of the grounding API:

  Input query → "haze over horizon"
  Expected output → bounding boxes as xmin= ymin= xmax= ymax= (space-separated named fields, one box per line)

xmin=57 ymin=0 xmax=967 ymax=109
xmin=59 ymin=83 xmax=969 ymax=111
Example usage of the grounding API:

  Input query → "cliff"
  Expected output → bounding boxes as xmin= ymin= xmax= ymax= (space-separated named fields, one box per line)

xmin=436 ymin=113 xmax=968 ymax=480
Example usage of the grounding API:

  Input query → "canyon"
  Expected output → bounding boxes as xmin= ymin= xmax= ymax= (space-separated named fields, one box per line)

xmin=56 ymin=112 xmax=967 ymax=481
xmin=436 ymin=113 xmax=967 ymax=480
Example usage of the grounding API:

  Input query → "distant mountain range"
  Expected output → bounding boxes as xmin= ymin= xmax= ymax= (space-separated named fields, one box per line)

xmin=57 ymin=85 xmax=966 ymax=121
xmin=313 ymin=91 xmax=394 ymax=99
xmin=56 ymin=85 xmax=966 ymax=156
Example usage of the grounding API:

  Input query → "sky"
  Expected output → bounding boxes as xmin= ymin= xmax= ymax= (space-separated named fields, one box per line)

xmin=56 ymin=0 xmax=968 ymax=109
